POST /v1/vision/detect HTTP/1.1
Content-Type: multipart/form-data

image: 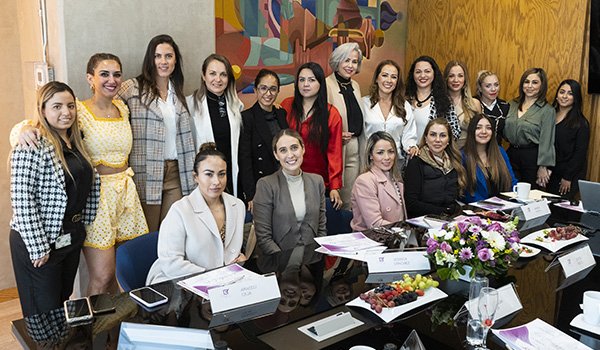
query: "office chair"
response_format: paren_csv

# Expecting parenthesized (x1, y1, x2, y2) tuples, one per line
(116, 231, 159, 292)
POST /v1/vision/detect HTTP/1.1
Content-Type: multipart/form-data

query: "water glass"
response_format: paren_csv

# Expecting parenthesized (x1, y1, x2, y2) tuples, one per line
(466, 316, 484, 346)
(476, 287, 499, 349)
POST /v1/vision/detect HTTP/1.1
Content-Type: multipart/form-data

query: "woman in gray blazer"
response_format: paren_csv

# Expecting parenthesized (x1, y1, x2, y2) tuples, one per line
(146, 143, 246, 284)
(253, 129, 327, 255)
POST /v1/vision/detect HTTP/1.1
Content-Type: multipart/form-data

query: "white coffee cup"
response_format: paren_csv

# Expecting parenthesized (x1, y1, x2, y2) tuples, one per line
(513, 182, 531, 200)
(582, 291, 600, 325)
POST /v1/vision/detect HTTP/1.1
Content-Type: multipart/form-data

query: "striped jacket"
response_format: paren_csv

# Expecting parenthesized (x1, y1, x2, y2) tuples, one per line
(118, 79, 196, 204)
(10, 138, 100, 261)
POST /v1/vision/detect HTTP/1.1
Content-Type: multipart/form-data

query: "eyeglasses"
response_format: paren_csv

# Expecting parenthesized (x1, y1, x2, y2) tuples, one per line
(257, 85, 278, 94)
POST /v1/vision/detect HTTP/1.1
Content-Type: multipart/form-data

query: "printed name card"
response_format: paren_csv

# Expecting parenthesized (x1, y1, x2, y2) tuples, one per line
(466, 283, 523, 320)
(521, 201, 550, 221)
(558, 244, 596, 278)
(208, 274, 280, 313)
(366, 251, 430, 273)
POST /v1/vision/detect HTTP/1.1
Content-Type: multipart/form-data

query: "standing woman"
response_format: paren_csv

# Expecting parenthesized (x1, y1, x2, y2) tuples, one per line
(253, 129, 327, 255)
(444, 60, 482, 149)
(10, 82, 100, 316)
(461, 114, 517, 203)
(351, 131, 407, 231)
(504, 68, 555, 188)
(146, 143, 246, 284)
(239, 69, 288, 211)
(362, 60, 418, 170)
(188, 54, 244, 197)
(326, 43, 364, 209)
(475, 70, 510, 143)
(547, 79, 590, 198)
(405, 56, 461, 141)
(119, 34, 197, 232)
(281, 62, 344, 209)
(404, 118, 466, 218)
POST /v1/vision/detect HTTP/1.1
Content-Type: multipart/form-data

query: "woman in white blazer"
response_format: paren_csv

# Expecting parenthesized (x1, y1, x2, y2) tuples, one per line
(146, 143, 246, 284)
(187, 54, 244, 197)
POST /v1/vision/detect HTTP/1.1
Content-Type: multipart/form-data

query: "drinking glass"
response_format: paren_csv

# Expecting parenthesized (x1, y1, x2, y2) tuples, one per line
(476, 287, 499, 349)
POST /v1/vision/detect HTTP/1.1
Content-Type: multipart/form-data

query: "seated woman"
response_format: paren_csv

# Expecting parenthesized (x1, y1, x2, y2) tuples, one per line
(404, 118, 466, 218)
(351, 131, 407, 231)
(461, 114, 517, 203)
(253, 129, 327, 255)
(146, 143, 246, 284)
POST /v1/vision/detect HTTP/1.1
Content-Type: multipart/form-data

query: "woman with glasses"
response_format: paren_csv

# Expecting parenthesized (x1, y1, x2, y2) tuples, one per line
(239, 69, 289, 211)
(188, 54, 244, 197)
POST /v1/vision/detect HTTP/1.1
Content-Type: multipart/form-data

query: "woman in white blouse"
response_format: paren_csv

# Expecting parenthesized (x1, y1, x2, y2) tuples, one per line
(361, 60, 418, 169)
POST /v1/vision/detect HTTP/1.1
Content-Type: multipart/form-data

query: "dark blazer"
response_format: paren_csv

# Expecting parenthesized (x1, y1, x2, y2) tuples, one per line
(253, 170, 326, 255)
(404, 156, 458, 217)
(239, 102, 288, 202)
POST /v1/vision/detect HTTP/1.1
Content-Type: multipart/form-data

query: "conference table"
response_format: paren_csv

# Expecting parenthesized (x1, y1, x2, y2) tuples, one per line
(11, 204, 600, 349)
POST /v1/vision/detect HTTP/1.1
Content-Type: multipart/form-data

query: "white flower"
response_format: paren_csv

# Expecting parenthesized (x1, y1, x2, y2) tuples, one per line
(445, 254, 458, 264)
(484, 230, 506, 251)
(432, 229, 448, 240)
(459, 238, 466, 246)
(435, 251, 447, 265)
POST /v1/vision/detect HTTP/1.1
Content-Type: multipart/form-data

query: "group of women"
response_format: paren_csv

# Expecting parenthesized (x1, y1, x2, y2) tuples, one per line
(9, 34, 590, 317)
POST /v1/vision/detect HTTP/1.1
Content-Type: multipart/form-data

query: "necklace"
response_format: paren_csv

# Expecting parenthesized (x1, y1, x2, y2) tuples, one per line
(416, 93, 432, 107)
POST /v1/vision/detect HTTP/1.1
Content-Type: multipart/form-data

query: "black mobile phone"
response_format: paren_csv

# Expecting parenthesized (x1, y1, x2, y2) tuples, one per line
(129, 287, 168, 308)
(64, 297, 93, 324)
(90, 293, 116, 315)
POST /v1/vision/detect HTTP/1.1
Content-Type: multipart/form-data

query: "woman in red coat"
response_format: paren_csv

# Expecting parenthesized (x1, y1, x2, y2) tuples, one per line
(281, 62, 344, 209)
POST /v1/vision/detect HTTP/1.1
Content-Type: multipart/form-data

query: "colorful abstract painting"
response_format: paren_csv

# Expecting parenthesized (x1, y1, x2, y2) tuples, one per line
(215, 0, 407, 100)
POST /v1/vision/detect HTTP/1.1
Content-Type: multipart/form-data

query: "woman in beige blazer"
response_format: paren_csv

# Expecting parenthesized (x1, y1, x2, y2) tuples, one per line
(253, 129, 327, 255)
(146, 143, 246, 284)
(326, 43, 364, 210)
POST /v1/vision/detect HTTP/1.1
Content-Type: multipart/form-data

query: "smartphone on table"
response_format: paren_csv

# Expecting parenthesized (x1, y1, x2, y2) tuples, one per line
(64, 297, 93, 324)
(89, 293, 116, 315)
(129, 286, 168, 308)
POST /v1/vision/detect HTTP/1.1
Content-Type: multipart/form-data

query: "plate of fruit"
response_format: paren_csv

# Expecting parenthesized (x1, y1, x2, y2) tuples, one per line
(515, 243, 541, 258)
(346, 274, 447, 323)
(520, 225, 588, 253)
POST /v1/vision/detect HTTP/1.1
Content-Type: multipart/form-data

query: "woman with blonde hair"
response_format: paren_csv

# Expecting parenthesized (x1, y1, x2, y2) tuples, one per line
(10, 81, 100, 316)
(326, 42, 364, 209)
(444, 60, 482, 149)
(188, 53, 244, 197)
(350, 131, 407, 231)
(475, 70, 509, 143)
(404, 118, 466, 217)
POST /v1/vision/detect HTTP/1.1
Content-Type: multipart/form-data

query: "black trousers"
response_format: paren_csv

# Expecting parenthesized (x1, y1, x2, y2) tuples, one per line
(10, 223, 85, 317)
(507, 146, 539, 189)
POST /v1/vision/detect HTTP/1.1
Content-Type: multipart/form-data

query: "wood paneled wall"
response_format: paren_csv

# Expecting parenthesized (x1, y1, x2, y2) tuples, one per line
(406, 0, 600, 182)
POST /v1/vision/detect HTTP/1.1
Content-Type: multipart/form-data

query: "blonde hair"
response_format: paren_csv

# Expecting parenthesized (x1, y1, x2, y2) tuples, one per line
(35, 82, 93, 180)
(444, 60, 478, 125)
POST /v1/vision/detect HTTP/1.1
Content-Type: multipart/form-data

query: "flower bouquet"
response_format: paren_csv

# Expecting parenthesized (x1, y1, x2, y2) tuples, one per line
(425, 216, 520, 280)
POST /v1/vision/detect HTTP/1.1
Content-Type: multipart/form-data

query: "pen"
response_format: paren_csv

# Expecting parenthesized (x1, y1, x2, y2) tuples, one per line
(478, 200, 503, 207)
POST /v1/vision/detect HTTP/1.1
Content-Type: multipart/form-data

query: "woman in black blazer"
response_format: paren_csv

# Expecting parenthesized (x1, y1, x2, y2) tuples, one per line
(239, 69, 288, 211)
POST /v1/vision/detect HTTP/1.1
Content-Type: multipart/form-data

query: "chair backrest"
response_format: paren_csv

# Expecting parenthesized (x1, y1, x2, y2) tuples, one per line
(325, 198, 353, 235)
(116, 231, 159, 292)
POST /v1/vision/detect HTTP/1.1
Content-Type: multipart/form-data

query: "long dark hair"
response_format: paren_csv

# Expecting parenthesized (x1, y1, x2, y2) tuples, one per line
(516, 67, 548, 111)
(406, 56, 452, 118)
(552, 79, 587, 129)
(290, 62, 329, 154)
(368, 60, 407, 123)
(463, 114, 512, 195)
(136, 34, 187, 110)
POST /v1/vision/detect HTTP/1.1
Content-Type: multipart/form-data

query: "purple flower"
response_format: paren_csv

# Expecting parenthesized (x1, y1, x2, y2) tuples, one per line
(440, 241, 452, 253)
(459, 248, 473, 261)
(477, 248, 492, 262)
(487, 222, 503, 232)
(426, 242, 439, 254)
(427, 237, 438, 246)
(466, 216, 483, 226)
(457, 221, 469, 234)
(469, 225, 482, 234)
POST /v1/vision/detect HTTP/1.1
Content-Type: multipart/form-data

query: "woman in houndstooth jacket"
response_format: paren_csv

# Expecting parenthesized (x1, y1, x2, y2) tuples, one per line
(9, 82, 100, 317)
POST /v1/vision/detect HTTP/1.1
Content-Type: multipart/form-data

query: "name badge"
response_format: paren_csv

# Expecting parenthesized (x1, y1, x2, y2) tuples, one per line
(558, 244, 596, 278)
(208, 274, 280, 313)
(467, 283, 522, 320)
(55, 233, 72, 249)
(366, 251, 430, 273)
